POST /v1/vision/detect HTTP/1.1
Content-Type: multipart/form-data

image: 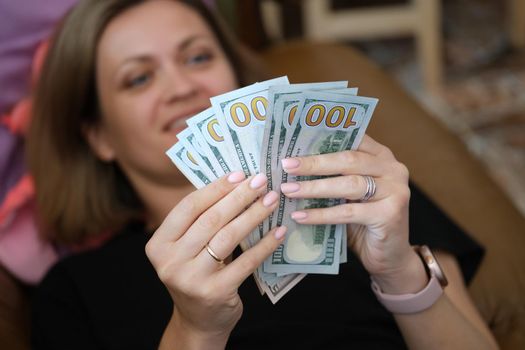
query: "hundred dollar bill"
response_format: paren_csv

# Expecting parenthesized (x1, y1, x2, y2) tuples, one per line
(261, 82, 349, 232)
(254, 272, 310, 304)
(269, 88, 359, 215)
(266, 200, 344, 275)
(275, 221, 347, 276)
(211, 77, 290, 257)
(277, 88, 359, 166)
(211, 76, 289, 176)
(265, 88, 359, 269)
(166, 142, 211, 189)
(263, 83, 350, 172)
(262, 83, 349, 164)
(186, 108, 241, 174)
(177, 128, 219, 180)
(260, 271, 307, 304)
(266, 92, 378, 274)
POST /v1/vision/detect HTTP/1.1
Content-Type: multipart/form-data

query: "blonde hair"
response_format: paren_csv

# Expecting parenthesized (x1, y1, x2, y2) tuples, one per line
(27, 0, 268, 244)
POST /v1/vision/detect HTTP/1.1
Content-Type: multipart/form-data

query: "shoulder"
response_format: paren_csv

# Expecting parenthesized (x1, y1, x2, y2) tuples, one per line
(34, 222, 148, 303)
(39, 223, 147, 285)
(32, 222, 172, 349)
(37, 222, 153, 293)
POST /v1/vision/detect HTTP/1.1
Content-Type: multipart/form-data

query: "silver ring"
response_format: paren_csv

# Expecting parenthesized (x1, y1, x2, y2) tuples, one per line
(361, 175, 377, 202)
(205, 243, 224, 264)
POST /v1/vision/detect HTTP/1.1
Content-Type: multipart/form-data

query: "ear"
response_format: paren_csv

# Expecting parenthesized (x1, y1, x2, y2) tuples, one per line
(83, 123, 116, 162)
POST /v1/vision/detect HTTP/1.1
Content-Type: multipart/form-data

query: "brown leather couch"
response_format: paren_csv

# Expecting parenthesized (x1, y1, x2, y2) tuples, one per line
(1, 41, 524, 349)
(261, 41, 525, 349)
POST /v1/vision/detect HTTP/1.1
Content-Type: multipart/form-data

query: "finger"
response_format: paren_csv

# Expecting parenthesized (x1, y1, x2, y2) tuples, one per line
(216, 226, 287, 288)
(281, 150, 384, 176)
(176, 173, 269, 256)
(154, 171, 246, 243)
(289, 202, 383, 226)
(197, 191, 280, 270)
(281, 175, 388, 201)
(358, 134, 392, 157)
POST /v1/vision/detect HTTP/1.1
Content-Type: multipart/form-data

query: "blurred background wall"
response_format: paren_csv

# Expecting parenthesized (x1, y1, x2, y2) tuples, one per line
(217, 0, 525, 218)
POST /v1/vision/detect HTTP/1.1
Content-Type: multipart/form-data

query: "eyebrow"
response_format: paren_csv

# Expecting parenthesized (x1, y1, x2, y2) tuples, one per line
(118, 35, 212, 68)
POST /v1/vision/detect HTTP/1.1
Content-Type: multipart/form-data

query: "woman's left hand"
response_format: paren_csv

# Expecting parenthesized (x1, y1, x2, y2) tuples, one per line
(281, 134, 426, 294)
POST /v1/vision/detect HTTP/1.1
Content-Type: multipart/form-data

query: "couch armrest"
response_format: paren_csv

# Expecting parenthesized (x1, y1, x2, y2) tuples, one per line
(261, 41, 525, 349)
(0, 265, 30, 350)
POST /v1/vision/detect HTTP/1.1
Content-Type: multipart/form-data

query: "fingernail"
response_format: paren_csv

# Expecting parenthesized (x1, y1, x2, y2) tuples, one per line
(280, 182, 300, 194)
(274, 226, 287, 240)
(227, 171, 246, 183)
(291, 211, 308, 221)
(281, 158, 300, 171)
(250, 173, 267, 189)
(262, 191, 279, 207)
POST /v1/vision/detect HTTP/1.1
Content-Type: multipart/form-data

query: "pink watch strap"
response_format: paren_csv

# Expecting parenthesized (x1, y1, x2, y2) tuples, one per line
(370, 274, 444, 314)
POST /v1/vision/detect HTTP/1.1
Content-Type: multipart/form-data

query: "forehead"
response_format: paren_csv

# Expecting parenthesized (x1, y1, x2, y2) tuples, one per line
(98, 0, 214, 60)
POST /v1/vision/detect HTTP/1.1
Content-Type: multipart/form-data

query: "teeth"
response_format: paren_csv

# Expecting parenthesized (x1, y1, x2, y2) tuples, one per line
(167, 118, 186, 131)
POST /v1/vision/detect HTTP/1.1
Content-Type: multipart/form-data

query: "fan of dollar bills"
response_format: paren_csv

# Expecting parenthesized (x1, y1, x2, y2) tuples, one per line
(167, 77, 379, 303)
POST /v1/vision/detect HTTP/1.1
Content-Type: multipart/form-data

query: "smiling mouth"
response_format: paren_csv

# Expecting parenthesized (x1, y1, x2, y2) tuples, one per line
(164, 107, 208, 132)
(165, 117, 188, 132)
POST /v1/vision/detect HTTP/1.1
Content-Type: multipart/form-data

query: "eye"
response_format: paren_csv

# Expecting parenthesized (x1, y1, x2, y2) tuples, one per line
(124, 72, 152, 89)
(186, 52, 213, 66)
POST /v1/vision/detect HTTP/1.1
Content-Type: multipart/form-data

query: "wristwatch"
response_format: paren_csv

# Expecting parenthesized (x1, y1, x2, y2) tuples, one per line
(370, 245, 448, 314)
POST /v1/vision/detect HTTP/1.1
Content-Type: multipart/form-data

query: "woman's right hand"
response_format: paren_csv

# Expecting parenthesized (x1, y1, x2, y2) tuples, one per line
(145, 171, 285, 348)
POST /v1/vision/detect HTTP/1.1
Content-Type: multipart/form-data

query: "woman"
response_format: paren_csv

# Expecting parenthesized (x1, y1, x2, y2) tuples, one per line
(28, 0, 498, 349)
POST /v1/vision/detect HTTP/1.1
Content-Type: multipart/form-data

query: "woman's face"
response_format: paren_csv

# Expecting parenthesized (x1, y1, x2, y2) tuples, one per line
(91, 0, 238, 186)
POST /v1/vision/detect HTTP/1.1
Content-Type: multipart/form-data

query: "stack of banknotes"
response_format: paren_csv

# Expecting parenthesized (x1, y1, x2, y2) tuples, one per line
(167, 77, 379, 303)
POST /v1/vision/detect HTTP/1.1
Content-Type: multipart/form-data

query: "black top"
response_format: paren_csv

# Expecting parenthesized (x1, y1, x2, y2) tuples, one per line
(31, 184, 484, 350)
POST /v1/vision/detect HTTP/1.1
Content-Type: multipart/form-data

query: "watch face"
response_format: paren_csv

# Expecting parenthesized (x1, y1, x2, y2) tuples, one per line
(419, 245, 449, 287)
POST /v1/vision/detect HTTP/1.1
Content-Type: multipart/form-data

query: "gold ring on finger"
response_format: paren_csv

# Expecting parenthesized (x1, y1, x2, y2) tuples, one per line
(205, 243, 224, 265)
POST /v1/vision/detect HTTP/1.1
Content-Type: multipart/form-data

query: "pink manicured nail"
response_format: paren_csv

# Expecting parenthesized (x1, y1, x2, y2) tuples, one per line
(227, 171, 246, 183)
(262, 191, 279, 207)
(281, 158, 300, 171)
(274, 226, 287, 240)
(250, 173, 267, 189)
(291, 211, 308, 221)
(281, 182, 300, 194)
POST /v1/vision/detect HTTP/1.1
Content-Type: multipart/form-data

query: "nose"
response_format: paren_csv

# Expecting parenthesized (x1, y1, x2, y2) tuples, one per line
(161, 65, 198, 103)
